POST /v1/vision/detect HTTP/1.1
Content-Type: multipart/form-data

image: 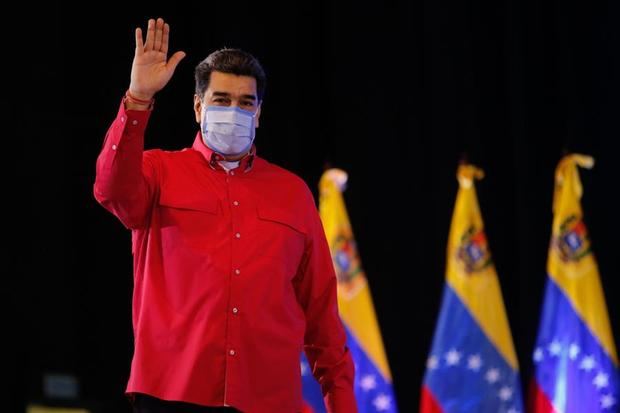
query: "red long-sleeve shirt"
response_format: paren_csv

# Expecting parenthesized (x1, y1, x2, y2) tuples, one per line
(93, 101, 356, 413)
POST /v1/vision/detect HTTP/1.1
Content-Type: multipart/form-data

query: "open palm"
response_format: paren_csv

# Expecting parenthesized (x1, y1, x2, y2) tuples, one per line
(129, 18, 185, 100)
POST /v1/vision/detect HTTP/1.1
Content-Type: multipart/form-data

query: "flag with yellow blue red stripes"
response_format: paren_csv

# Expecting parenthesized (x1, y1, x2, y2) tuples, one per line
(530, 154, 619, 413)
(301, 168, 398, 413)
(420, 164, 524, 413)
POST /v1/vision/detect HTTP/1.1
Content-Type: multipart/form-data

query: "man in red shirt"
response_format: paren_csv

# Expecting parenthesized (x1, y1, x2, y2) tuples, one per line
(94, 17, 356, 413)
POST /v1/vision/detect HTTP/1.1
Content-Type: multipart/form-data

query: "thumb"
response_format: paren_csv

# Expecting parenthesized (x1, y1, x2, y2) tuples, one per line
(168, 51, 186, 72)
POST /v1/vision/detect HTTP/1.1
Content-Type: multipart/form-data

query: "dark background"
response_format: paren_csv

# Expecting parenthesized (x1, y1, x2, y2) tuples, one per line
(5, 0, 620, 411)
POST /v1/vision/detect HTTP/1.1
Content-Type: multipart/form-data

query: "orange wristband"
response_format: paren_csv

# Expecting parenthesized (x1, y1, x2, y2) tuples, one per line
(125, 90, 155, 106)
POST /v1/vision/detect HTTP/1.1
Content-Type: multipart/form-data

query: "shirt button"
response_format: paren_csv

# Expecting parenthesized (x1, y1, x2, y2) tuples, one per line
(234, 269, 241, 275)
(229, 349, 236, 356)
(120, 116, 125, 123)
(232, 307, 239, 314)
(132, 120, 138, 126)
(233, 201, 239, 206)
(235, 232, 241, 239)
(111, 144, 118, 151)
(230, 171, 235, 176)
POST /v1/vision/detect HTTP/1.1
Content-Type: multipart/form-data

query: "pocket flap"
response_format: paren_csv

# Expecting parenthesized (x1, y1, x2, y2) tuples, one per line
(257, 205, 305, 234)
(159, 191, 219, 214)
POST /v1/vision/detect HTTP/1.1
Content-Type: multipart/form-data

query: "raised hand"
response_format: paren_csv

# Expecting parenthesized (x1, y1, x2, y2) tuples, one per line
(128, 18, 186, 101)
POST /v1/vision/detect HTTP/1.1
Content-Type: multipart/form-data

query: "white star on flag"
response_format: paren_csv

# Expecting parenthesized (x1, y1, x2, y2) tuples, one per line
(499, 386, 513, 401)
(360, 374, 377, 392)
(533, 348, 544, 362)
(445, 349, 462, 366)
(579, 355, 596, 371)
(427, 355, 439, 370)
(593, 372, 609, 389)
(467, 354, 483, 371)
(506, 408, 520, 413)
(601, 394, 616, 409)
(372, 393, 392, 411)
(548, 340, 562, 356)
(485, 368, 500, 384)
(568, 343, 580, 360)
(300, 362, 309, 376)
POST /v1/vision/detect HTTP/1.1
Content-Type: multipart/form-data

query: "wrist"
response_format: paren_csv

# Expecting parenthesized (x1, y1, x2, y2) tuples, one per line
(125, 86, 155, 102)
(125, 89, 155, 110)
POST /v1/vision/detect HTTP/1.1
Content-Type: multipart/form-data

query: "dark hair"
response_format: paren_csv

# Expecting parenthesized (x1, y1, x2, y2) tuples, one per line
(194, 48, 266, 101)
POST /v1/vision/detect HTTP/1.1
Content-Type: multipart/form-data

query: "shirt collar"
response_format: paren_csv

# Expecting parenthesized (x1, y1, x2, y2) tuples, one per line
(191, 131, 256, 172)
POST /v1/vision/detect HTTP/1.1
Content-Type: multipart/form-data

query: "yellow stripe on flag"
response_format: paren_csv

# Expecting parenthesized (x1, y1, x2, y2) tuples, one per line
(319, 169, 392, 381)
(27, 406, 90, 413)
(445, 165, 520, 370)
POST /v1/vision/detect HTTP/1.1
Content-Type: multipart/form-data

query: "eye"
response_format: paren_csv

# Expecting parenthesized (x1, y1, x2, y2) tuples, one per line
(213, 98, 230, 105)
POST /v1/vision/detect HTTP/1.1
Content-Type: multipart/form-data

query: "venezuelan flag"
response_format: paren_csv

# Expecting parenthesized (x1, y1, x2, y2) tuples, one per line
(421, 164, 524, 413)
(301, 169, 398, 412)
(530, 154, 619, 413)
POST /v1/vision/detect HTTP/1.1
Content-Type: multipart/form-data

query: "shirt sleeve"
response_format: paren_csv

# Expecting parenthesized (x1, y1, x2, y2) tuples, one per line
(93, 99, 160, 229)
(294, 189, 358, 413)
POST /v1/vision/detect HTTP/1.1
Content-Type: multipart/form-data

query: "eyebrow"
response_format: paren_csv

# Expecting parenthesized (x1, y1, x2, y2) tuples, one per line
(212, 91, 256, 101)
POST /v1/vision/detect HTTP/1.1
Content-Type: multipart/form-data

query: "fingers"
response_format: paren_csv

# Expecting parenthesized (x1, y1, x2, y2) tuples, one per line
(153, 18, 164, 51)
(134, 28, 144, 56)
(144, 18, 155, 50)
(161, 23, 170, 55)
(137, 18, 174, 56)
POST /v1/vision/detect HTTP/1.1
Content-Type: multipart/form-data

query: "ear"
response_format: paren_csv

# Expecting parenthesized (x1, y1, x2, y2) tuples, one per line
(254, 103, 262, 128)
(193, 94, 202, 123)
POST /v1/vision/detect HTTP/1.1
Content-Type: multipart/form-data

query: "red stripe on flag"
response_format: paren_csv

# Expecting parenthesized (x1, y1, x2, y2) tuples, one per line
(301, 401, 316, 413)
(420, 385, 443, 413)
(528, 379, 557, 413)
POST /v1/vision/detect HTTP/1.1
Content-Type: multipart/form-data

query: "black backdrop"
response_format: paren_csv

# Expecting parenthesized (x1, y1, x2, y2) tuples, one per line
(5, 1, 620, 411)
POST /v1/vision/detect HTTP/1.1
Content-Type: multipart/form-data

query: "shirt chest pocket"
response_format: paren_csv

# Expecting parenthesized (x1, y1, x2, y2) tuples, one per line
(254, 205, 307, 276)
(157, 192, 222, 253)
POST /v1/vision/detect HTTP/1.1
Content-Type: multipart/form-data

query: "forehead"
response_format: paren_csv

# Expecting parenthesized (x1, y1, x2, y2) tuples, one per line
(207, 71, 257, 97)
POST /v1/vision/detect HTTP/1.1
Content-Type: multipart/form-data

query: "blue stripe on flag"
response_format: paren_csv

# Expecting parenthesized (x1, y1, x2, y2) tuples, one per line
(301, 325, 399, 412)
(345, 325, 398, 412)
(301, 352, 327, 413)
(424, 285, 524, 413)
(533, 277, 619, 413)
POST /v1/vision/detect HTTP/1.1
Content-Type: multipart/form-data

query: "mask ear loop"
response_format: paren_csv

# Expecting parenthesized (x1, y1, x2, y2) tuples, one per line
(200, 107, 209, 137)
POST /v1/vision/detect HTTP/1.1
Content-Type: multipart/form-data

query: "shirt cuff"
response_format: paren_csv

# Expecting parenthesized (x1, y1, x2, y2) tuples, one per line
(116, 98, 152, 138)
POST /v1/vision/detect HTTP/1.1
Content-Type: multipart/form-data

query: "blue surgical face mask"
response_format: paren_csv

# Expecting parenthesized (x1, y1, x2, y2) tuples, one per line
(201, 106, 257, 156)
